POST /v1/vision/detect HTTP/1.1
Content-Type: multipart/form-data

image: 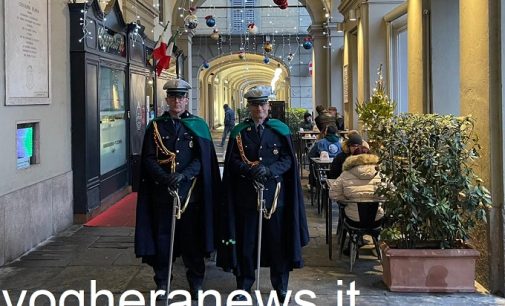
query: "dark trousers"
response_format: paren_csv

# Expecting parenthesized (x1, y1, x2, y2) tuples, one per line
(152, 201, 205, 289)
(221, 125, 233, 146)
(235, 206, 290, 292)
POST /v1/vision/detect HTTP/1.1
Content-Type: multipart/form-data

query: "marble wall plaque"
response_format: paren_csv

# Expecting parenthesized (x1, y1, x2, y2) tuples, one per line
(5, 0, 50, 105)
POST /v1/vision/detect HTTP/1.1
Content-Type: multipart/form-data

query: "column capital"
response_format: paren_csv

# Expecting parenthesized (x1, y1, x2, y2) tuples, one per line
(327, 22, 344, 37)
(308, 24, 327, 39)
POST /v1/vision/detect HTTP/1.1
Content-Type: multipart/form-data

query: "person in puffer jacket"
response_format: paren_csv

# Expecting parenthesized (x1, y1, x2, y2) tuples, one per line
(328, 146, 384, 223)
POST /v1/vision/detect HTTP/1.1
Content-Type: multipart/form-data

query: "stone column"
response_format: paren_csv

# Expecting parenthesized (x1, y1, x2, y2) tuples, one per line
(309, 24, 330, 109)
(327, 22, 345, 116)
(177, 30, 194, 113)
(407, 0, 426, 113)
(461, 0, 505, 295)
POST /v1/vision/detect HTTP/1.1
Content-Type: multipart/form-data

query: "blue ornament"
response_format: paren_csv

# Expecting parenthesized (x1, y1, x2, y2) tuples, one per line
(303, 41, 313, 50)
(263, 57, 270, 64)
(205, 16, 216, 27)
(203, 62, 210, 69)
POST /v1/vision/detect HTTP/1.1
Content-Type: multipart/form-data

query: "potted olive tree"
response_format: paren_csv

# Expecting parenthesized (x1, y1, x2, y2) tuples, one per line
(376, 113, 491, 292)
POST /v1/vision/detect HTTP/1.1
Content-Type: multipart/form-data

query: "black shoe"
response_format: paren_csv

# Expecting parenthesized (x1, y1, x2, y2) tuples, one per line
(276, 290, 287, 303)
(232, 294, 248, 301)
(155, 284, 168, 301)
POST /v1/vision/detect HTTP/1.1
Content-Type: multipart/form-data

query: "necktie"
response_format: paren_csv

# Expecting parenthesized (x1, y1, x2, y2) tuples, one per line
(257, 124, 264, 138)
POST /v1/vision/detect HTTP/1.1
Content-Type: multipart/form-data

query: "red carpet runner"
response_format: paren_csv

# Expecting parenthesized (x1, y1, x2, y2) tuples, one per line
(85, 193, 137, 227)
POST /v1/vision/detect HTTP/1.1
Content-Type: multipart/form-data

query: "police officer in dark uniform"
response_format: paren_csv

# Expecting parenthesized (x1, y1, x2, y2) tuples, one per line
(218, 86, 309, 302)
(135, 79, 220, 300)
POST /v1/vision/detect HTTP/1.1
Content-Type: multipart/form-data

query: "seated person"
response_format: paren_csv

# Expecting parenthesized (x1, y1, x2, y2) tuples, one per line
(328, 146, 384, 224)
(328, 106, 345, 131)
(308, 125, 342, 159)
(327, 131, 369, 179)
(300, 112, 315, 131)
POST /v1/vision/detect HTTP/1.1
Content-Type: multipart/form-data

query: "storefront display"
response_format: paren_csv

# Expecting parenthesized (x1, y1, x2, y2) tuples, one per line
(68, 0, 160, 219)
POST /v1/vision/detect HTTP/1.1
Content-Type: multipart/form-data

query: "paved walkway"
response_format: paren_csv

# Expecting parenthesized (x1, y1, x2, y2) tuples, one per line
(0, 131, 504, 305)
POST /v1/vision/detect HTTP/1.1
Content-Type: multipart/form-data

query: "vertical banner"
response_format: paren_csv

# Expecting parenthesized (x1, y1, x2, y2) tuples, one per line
(5, 0, 50, 105)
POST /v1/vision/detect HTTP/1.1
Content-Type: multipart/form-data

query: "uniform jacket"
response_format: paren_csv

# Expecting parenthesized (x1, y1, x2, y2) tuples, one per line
(328, 153, 384, 222)
(217, 118, 309, 271)
(135, 111, 221, 261)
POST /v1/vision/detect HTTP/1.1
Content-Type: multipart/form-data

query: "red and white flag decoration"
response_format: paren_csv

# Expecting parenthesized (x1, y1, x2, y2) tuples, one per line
(308, 61, 313, 76)
(152, 30, 178, 76)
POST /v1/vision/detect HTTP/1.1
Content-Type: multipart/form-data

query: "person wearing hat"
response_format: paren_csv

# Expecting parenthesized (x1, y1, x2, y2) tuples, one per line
(135, 78, 221, 300)
(217, 86, 309, 302)
(300, 112, 315, 131)
(328, 131, 369, 179)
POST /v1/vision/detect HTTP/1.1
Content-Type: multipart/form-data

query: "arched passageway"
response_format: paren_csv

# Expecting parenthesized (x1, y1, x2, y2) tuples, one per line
(197, 53, 290, 128)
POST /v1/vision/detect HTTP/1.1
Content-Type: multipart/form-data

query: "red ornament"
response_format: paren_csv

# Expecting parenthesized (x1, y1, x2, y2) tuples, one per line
(273, 0, 288, 9)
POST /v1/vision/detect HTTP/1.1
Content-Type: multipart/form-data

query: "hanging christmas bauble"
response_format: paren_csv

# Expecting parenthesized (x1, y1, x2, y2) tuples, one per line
(203, 61, 210, 69)
(303, 40, 313, 50)
(263, 56, 270, 64)
(263, 42, 273, 53)
(239, 51, 246, 60)
(205, 15, 216, 27)
(247, 23, 258, 34)
(184, 13, 198, 30)
(287, 53, 294, 62)
(273, 0, 284, 5)
(210, 28, 220, 40)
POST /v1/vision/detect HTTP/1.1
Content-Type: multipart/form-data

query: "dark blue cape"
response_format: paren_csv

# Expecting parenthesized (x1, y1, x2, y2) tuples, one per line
(134, 112, 221, 261)
(216, 119, 309, 271)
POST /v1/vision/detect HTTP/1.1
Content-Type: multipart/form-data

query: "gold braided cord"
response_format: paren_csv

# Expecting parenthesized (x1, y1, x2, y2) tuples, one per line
(169, 178, 198, 219)
(178, 178, 197, 218)
(257, 182, 281, 220)
(236, 134, 260, 167)
(153, 121, 177, 173)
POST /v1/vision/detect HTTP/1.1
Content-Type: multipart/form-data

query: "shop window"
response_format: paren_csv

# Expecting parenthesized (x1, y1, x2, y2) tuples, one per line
(16, 122, 40, 169)
(99, 67, 127, 175)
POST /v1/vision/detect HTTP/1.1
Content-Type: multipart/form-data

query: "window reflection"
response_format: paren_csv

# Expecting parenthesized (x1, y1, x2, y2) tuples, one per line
(99, 67, 127, 175)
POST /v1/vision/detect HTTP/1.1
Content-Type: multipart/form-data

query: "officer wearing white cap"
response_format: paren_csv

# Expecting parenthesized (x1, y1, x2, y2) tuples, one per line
(162, 78, 192, 97)
(135, 78, 221, 301)
(243, 85, 271, 105)
(218, 85, 309, 303)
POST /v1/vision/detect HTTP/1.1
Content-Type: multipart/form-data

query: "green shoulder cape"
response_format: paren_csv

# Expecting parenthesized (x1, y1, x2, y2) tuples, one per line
(229, 118, 290, 138)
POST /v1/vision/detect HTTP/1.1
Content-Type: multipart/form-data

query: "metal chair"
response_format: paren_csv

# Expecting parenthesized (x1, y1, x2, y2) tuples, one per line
(311, 162, 330, 214)
(338, 200, 384, 272)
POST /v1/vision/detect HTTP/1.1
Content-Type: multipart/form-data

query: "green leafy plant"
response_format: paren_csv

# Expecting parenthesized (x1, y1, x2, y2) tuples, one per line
(284, 107, 307, 134)
(356, 65, 395, 148)
(377, 114, 491, 249)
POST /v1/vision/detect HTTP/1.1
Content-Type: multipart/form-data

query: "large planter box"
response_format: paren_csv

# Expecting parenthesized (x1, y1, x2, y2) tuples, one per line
(380, 242, 479, 292)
